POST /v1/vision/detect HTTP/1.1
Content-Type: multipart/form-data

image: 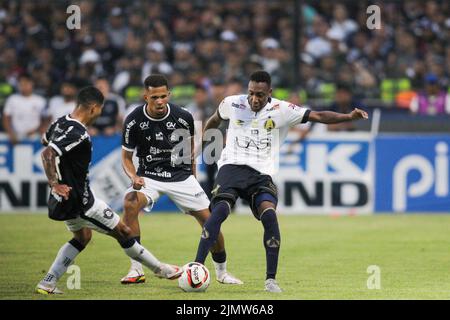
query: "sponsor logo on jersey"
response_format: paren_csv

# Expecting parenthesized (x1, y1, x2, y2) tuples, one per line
(267, 104, 280, 111)
(232, 102, 246, 109)
(54, 124, 64, 133)
(65, 132, 89, 152)
(177, 118, 190, 129)
(288, 103, 301, 111)
(146, 136, 152, 141)
(194, 191, 206, 198)
(155, 132, 164, 140)
(235, 136, 271, 150)
(145, 170, 172, 178)
(169, 133, 180, 143)
(140, 121, 150, 130)
(264, 118, 276, 130)
(166, 122, 176, 130)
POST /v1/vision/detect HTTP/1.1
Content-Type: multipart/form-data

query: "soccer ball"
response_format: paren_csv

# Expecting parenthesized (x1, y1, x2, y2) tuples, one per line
(178, 262, 210, 292)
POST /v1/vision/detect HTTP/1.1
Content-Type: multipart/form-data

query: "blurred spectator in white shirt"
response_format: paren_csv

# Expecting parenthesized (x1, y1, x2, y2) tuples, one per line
(2, 73, 46, 144)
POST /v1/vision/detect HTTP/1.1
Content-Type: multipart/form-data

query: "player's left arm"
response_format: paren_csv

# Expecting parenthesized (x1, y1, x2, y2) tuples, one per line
(308, 108, 368, 124)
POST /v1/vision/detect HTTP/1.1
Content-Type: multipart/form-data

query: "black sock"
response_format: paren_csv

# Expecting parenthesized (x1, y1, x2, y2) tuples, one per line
(261, 209, 281, 280)
(212, 250, 227, 264)
(134, 236, 141, 244)
(195, 201, 230, 264)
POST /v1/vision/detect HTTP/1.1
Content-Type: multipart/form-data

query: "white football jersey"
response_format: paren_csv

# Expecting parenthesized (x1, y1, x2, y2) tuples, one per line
(217, 95, 310, 175)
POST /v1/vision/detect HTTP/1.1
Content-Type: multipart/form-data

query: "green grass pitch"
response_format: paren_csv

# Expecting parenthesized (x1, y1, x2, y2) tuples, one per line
(1, 213, 449, 300)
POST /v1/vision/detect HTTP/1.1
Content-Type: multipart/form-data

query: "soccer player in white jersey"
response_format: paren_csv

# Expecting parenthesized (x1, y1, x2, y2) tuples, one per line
(120, 74, 241, 285)
(194, 70, 368, 292)
(36, 87, 181, 295)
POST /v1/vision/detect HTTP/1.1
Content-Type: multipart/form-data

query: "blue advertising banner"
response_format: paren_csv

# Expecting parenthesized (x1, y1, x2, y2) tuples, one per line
(375, 135, 450, 213)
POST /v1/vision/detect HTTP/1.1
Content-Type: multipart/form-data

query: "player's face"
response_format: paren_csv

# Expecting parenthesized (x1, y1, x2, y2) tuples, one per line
(247, 81, 272, 112)
(144, 86, 170, 118)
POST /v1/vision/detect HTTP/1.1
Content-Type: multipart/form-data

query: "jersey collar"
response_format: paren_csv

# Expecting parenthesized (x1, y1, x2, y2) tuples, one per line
(143, 103, 171, 121)
(65, 114, 87, 129)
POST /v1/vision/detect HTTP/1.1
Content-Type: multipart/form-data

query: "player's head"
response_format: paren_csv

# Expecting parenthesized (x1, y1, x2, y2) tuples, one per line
(248, 70, 272, 112)
(143, 74, 170, 118)
(76, 86, 104, 125)
(18, 73, 34, 96)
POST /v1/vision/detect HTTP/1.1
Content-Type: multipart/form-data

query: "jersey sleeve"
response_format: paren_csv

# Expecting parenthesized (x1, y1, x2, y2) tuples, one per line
(186, 111, 195, 136)
(3, 95, 15, 116)
(48, 126, 87, 156)
(217, 97, 231, 120)
(42, 119, 58, 146)
(281, 101, 311, 127)
(122, 114, 137, 152)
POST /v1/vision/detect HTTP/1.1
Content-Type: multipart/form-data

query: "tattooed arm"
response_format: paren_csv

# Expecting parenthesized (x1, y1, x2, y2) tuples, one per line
(41, 147, 72, 200)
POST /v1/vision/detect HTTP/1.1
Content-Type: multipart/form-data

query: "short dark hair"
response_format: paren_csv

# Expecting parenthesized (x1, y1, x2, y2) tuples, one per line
(77, 86, 104, 108)
(249, 70, 271, 87)
(144, 74, 169, 89)
(18, 73, 33, 82)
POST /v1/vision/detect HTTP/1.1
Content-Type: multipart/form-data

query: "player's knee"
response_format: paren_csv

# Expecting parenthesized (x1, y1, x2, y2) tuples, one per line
(257, 202, 276, 217)
(115, 222, 132, 240)
(124, 192, 141, 215)
(74, 230, 92, 247)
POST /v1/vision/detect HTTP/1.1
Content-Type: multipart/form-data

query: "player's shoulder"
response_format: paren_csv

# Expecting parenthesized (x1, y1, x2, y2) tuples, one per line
(169, 103, 194, 121)
(124, 103, 145, 123)
(222, 94, 246, 105)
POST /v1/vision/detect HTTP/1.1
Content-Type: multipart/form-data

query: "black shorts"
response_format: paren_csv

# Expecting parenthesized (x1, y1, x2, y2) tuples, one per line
(211, 164, 278, 219)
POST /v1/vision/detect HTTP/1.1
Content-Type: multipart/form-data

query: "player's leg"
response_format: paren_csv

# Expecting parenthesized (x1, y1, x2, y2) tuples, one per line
(190, 208, 243, 284)
(81, 197, 182, 280)
(36, 225, 92, 295)
(194, 166, 242, 266)
(121, 183, 157, 284)
(252, 193, 282, 293)
(108, 221, 182, 280)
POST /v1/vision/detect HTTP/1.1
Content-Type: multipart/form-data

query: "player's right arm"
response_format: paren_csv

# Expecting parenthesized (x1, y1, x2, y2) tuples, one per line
(41, 146, 72, 200)
(121, 149, 145, 190)
(122, 114, 144, 189)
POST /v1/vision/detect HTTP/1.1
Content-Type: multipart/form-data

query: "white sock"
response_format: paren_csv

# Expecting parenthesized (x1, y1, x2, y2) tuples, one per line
(214, 261, 227, 277)
(123, 242, 160, 273)
(43, 242, 81, 284)
(130, 258, 143, 272)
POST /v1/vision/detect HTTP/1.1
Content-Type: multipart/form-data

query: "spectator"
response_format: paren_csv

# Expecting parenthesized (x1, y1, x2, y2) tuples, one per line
(328, 83, 362, 131)
(45, 79, 78, 124)
(2, 73, 46, 144)
(409, 74, 450, 115)
(91, 77, 126, 136)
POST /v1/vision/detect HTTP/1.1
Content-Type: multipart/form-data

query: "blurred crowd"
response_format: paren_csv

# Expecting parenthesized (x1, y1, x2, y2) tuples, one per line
(0, 0, 449, 141)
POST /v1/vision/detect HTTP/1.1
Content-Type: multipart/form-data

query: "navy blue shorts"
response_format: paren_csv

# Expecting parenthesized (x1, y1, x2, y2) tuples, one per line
(211, 164, 278, 220)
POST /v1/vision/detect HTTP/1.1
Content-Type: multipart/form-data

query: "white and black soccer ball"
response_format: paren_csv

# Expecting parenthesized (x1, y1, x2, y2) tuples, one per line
(178, 262, 210, 292)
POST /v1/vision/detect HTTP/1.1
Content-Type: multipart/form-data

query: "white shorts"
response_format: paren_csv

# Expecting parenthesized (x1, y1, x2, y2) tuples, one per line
(125, 175, 210, 213)
(65, 198, 120, 234)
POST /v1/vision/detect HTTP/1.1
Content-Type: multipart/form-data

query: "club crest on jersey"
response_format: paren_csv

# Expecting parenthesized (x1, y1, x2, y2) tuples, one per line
(264, 118, 276, 130)
(166, 122, 176, 130)
(140, 121, 150, 130)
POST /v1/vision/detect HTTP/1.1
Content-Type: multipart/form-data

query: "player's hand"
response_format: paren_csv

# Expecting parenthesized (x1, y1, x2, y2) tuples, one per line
(350, 108, 369, 120)
(132, 176, 145, 190)
(52, 184, 72, 200)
